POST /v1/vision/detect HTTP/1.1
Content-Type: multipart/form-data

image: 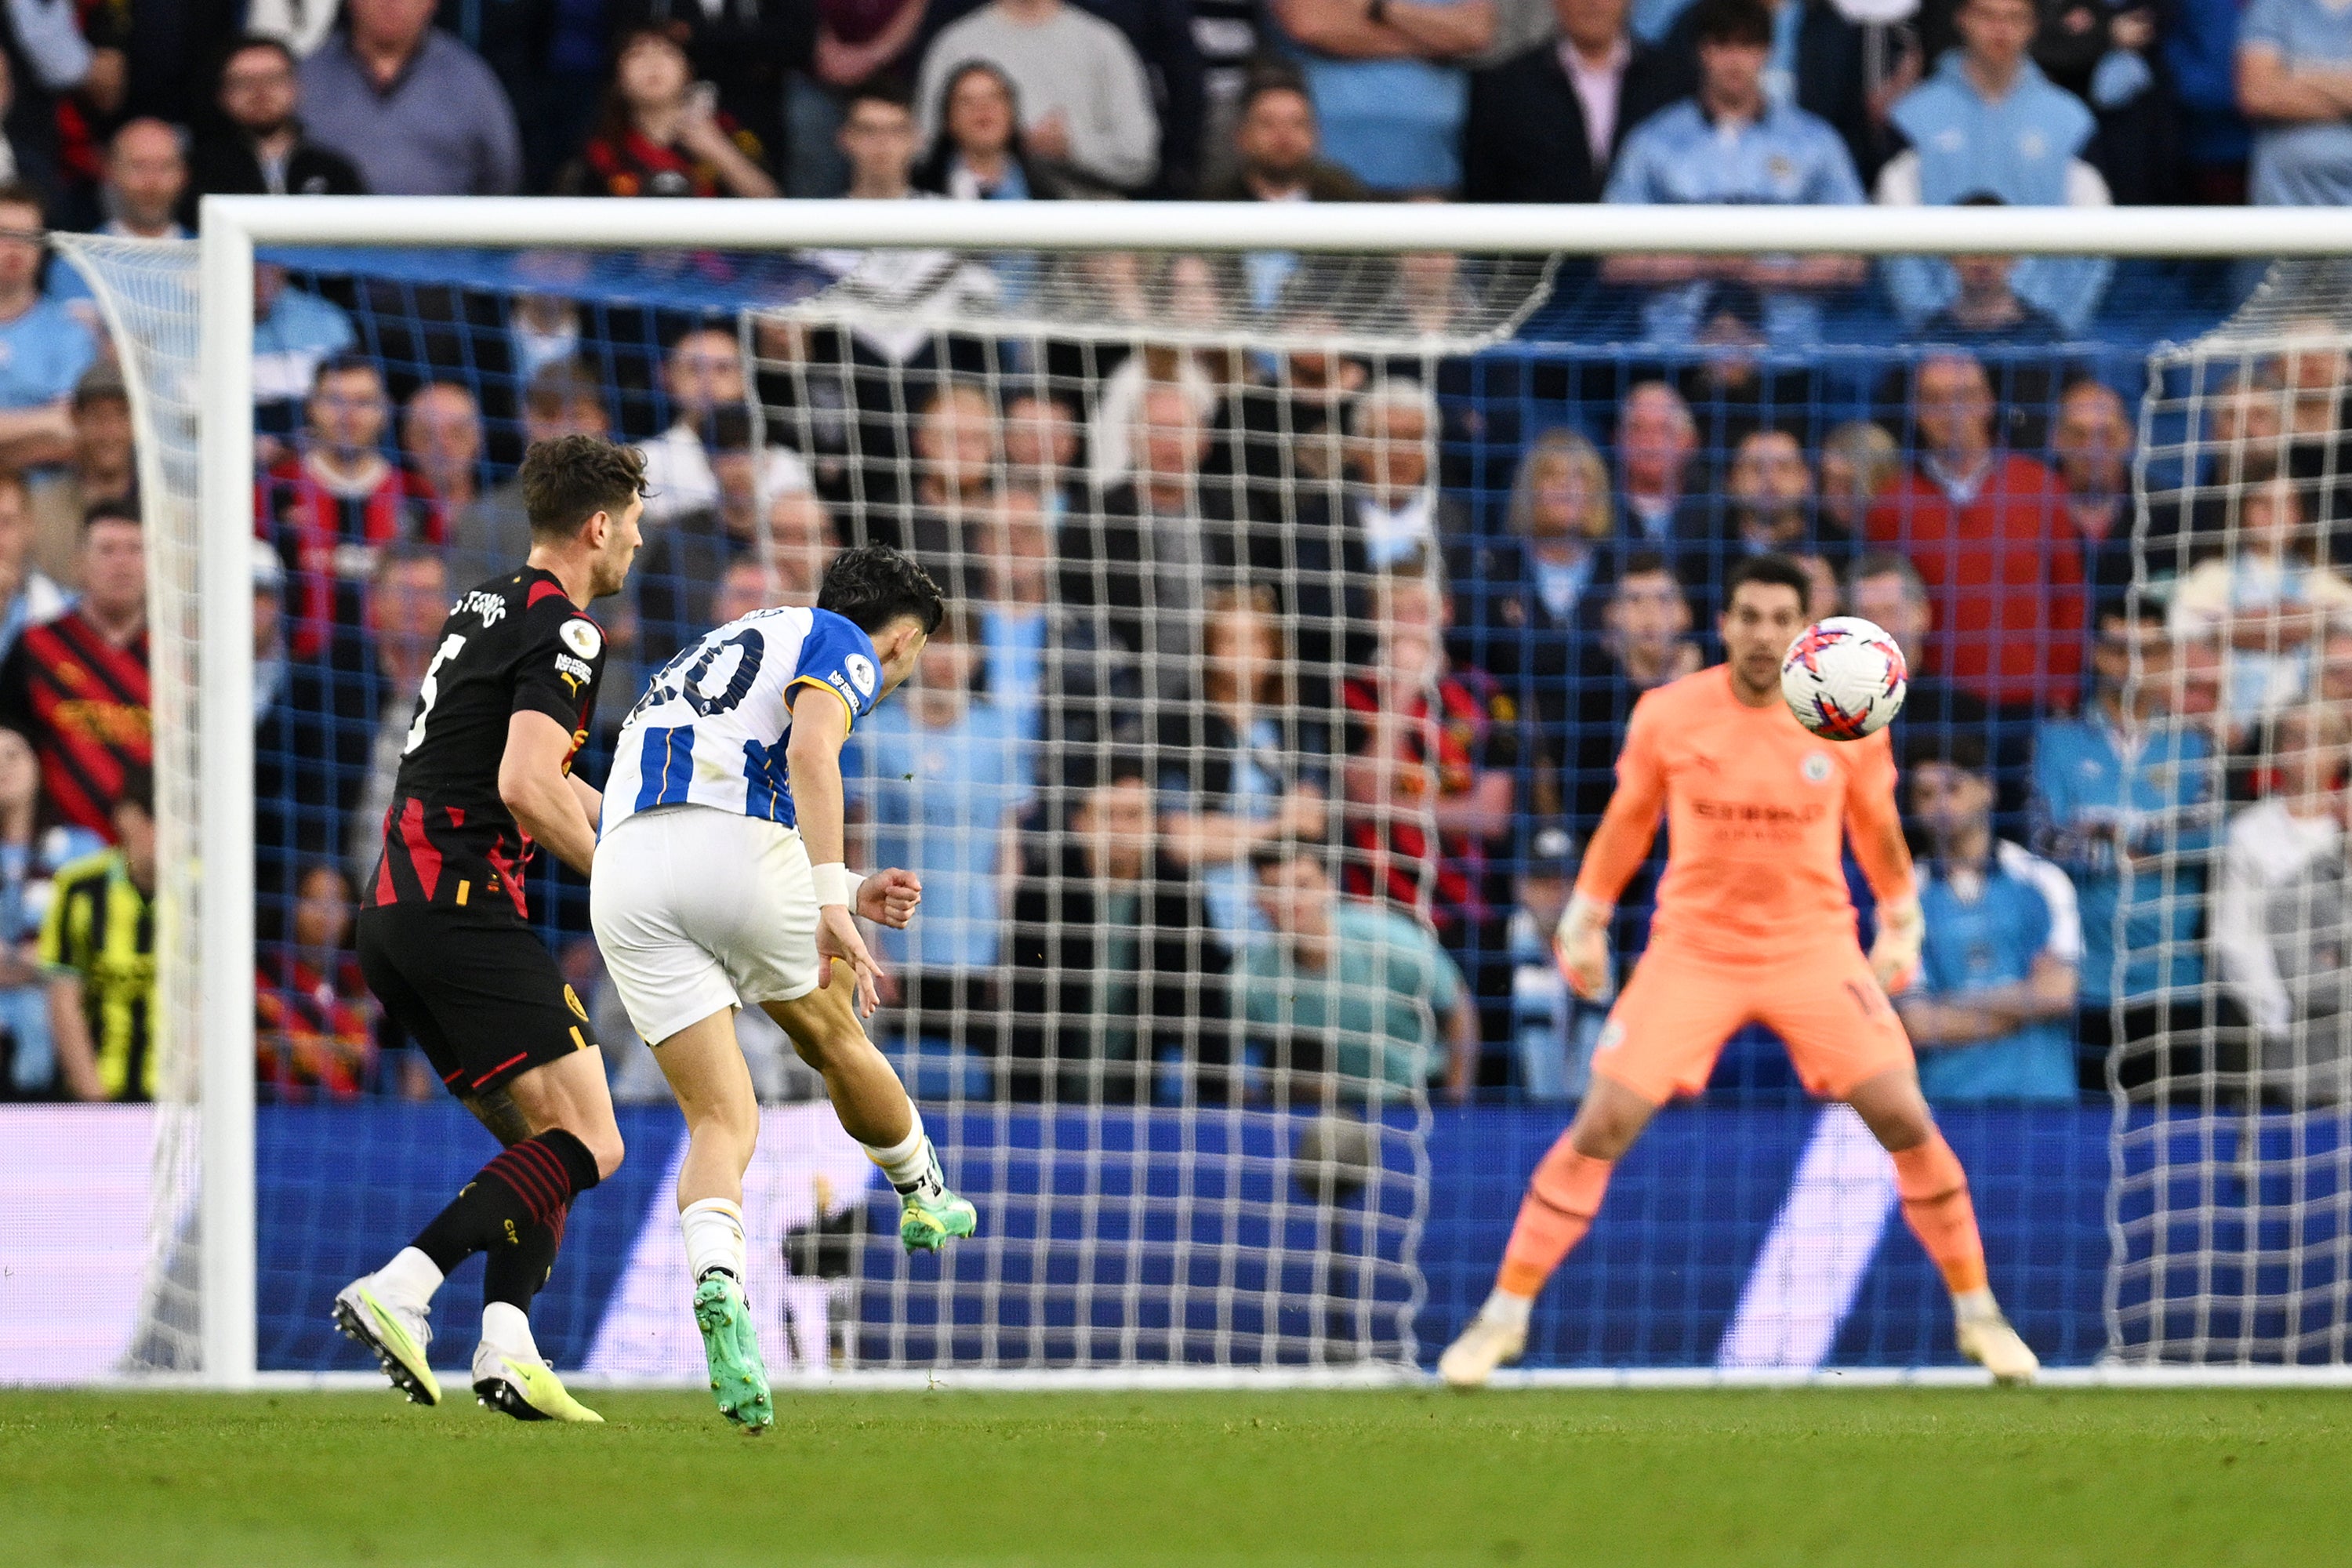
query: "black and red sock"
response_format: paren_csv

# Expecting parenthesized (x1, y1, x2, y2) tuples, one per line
(410, 1129, 600, 1278)
(482, 1203, 568, 1312)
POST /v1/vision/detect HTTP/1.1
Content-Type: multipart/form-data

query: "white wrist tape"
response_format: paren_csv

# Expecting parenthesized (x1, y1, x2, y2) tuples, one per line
(812, 862, 852, 908)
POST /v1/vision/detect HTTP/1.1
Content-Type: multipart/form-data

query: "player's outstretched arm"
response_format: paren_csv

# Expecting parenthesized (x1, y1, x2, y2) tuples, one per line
(785, 687, 888, 1017)
(499, 711, 600, 876)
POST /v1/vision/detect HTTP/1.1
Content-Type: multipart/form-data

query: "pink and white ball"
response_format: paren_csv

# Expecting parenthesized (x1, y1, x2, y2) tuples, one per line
(1780, 616, 1908, 742)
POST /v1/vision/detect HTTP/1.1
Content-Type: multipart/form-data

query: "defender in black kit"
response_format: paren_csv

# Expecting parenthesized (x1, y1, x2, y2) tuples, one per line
(333, 434, 644, 1425)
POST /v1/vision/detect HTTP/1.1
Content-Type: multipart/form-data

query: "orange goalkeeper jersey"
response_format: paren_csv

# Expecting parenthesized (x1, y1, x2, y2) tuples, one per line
(1573, 665, 1913, 962)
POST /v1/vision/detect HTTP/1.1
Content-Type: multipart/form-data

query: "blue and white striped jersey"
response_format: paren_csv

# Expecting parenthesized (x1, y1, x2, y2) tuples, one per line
(603, 605, 881, 837)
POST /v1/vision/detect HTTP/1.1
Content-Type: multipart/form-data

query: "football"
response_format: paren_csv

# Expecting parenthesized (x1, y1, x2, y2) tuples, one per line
(1780, 616, 1908, 741)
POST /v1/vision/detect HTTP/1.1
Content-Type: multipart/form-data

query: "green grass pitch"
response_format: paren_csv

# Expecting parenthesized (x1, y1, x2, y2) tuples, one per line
(3, 1387, 2347, 1566)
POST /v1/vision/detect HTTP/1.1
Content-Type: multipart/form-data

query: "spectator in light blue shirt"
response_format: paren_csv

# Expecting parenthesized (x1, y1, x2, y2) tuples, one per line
(1877, 0, 2114, 332)
(1902, 732, 2082, 1104)
(846, 610, 1033, 978)
(1271, 0, 1496, 192)
(252, 263, 356, 446)
(0, 183, 95, 476)
(1601, 0, 1866, 347)
(975, 487, 1053, 743)
(2031, 604, 2227, 1093)
(2237, 0, 2352, 206)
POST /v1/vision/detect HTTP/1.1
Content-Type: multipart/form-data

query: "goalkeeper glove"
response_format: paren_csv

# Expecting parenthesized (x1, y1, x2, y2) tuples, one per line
(1552, 893, 1614, 1002)
(1870, 894, 1924, 996)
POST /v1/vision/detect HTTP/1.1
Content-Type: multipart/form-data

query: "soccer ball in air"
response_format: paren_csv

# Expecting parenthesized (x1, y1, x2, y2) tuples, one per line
(1780, 617, 1907, 741)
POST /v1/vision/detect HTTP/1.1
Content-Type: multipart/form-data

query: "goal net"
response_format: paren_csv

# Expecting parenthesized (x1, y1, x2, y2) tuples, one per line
(2115, 264, 2352, 1364)
(49, 226, 1561, 1381)
(28, 206, 2343, 1387)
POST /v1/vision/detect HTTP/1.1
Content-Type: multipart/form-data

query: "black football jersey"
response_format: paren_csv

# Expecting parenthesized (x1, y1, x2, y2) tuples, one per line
(363, 566, 607, 919)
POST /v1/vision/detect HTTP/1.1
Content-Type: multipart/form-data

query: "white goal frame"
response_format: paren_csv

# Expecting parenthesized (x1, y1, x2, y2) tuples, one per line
(188, 197, 2352, 1387)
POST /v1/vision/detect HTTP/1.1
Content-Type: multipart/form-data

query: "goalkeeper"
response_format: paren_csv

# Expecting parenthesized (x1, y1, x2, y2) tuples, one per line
(1439, 557, 2038, 1386)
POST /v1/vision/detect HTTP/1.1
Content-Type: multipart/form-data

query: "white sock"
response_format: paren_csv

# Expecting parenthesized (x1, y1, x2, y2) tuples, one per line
(681, 1196, 748, 1284)
(863, 1109, 942, 1199)
(1952, 1287, 2001, 1326)
(1481, 1288, 1533, 1331)
(374, 1247, 443, 1310)
(480, 1301, 540, 1363)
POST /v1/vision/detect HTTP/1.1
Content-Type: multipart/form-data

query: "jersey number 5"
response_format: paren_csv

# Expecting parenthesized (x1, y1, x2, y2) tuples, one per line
(402, 633, 468, 757)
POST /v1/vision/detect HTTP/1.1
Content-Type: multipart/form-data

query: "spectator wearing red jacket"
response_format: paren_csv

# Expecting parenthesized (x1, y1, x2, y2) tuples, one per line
(1866, 351, 2083, 714)
(257, 356, 443, 659)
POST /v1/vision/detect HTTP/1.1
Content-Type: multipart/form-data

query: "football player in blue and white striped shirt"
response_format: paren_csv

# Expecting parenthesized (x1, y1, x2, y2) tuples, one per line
(593, 544, 974, 1428)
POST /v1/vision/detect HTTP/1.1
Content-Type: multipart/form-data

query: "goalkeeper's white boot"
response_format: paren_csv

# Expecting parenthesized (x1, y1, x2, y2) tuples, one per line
(334, 1276, 441, 1406)
(1956, 1309, 2039, 1385)
(1437, 1306, 1527, 1389)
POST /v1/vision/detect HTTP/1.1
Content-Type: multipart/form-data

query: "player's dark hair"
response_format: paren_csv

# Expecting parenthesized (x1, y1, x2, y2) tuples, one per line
(114, 764, 154, 818)
(1693, 0, 1773, 49)
(1722, 553, 1812, 610)
(1616, 549, 1675, 583)
(818, 543, 946, 636)
(518, 434, 647, 542)
(1904, 729, 1989, 775)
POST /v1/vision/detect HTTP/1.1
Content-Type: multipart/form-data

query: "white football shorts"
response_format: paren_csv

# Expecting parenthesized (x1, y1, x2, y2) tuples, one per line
(590, 804, 822, 1045)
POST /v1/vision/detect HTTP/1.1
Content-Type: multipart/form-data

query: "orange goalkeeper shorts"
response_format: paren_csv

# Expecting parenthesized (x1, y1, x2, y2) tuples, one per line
(1588, 938, 1915, 1105)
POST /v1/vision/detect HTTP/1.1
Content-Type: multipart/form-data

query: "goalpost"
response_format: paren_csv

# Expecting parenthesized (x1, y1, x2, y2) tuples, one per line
(43, 198, 2352, 1387)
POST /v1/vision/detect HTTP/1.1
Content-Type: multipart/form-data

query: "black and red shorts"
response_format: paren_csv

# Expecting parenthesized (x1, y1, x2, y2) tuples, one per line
(355, 904, 599, 1098)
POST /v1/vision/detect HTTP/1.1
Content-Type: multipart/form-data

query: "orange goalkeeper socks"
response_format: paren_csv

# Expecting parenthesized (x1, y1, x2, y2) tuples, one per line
(1495, 1136, 1615, 1299)
(1891, 1133, 1989, 1296)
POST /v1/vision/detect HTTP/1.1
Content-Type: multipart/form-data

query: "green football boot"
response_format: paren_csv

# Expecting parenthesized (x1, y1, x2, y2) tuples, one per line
(692, 1271, 774, 1432)
(895, 1146, 978, 1253)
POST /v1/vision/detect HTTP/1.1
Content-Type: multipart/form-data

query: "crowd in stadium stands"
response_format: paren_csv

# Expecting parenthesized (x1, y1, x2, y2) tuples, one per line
(0, 0, 2345, 1113)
